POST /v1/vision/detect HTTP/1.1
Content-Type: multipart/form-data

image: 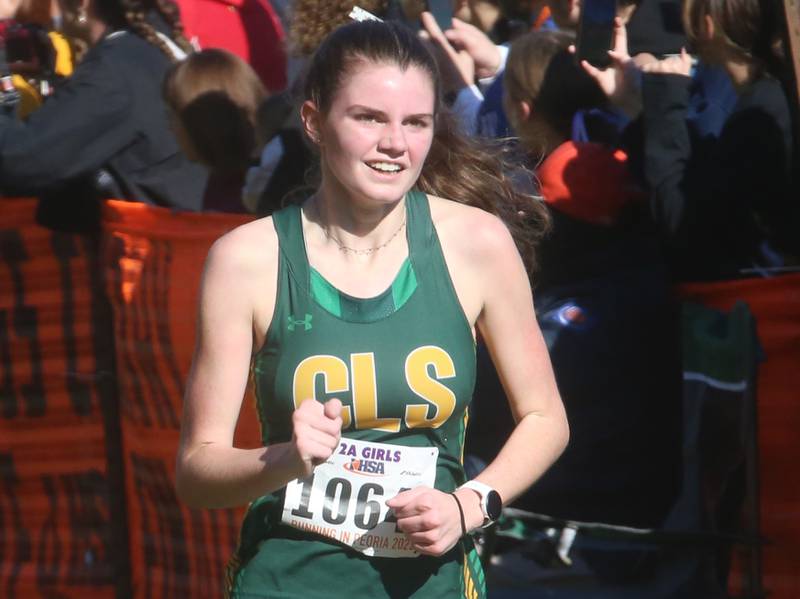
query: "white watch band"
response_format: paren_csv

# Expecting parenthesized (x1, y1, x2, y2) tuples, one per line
(458, 480, 501, 527)
(459, 480, 494, 498)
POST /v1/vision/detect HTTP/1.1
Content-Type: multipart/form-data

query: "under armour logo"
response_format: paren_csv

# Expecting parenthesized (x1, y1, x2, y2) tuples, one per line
(287, 313, 313, 331)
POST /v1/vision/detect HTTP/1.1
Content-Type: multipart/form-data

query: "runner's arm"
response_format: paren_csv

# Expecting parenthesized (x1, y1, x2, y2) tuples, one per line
(175, 226, 341, 509)
(389, 210, 568, 554)
(469, 213, 569, 508)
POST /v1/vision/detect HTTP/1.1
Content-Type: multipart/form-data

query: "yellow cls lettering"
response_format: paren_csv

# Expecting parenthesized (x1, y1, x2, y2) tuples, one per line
(292, 355, 352, 428)
(404, 346, 457, 429)
(293, 348, 457, 432)
(351, 353, 401, 432)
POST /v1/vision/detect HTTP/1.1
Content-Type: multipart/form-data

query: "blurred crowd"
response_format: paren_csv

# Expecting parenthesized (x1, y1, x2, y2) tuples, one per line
(1, 0, 797, 267)
(2, 0, 796, 268)
(1, 0, 797, 595)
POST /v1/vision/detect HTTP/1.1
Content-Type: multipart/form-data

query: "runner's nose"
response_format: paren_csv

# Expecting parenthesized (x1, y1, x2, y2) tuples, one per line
(377, 122, 407, 155)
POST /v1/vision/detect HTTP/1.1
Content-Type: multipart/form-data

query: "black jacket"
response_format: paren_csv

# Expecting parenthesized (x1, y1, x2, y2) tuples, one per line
(641, 73, 796, 280)
(0, 28, 206, 226)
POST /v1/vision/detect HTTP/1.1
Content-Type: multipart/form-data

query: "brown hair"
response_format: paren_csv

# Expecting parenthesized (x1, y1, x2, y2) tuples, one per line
(304, 19, 550, 274)
(163, 49, 267, 173)
(288, 0, 389, 56)
(682, 0, 784, 74)
(504, 30, 605, 158)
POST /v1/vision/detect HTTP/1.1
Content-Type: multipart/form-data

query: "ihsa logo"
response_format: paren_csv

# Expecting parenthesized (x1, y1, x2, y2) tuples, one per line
(343, 459, 385, 476)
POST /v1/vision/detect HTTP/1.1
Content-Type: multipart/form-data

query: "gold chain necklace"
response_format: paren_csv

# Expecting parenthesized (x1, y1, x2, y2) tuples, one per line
(315, 199, 407, 256)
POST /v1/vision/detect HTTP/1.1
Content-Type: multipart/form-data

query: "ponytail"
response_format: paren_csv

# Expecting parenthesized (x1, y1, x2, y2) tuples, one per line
(419, 109, 550, 275)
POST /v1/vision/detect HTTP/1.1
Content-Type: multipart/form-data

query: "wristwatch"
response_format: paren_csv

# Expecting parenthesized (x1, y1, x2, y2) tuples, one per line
(459, 480, 502, 528)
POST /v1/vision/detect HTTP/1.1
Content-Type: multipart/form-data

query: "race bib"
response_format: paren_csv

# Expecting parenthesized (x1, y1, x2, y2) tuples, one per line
(281, 438, 438, 558)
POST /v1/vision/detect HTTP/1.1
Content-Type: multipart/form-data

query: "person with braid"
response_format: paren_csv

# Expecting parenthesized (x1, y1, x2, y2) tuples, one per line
(176, 19, 569, 599)
(0, 0, 206, 231)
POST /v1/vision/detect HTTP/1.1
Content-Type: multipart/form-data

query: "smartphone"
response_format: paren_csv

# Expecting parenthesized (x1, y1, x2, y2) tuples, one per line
(575, 0, 616, 68)
(385, 0, 452, 32)
(427, 0, 453, 31)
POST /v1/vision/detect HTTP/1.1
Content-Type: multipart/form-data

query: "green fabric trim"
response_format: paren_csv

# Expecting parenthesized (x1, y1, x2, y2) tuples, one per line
(308, 259, 418, 323)
(468, 548, 485, 586)
(250, 363, 269, 444)
(467, 546, 487, 596)
(310, 269, 342, 317)
(391, 259, 417, 310)
(341, 285, 395, 322)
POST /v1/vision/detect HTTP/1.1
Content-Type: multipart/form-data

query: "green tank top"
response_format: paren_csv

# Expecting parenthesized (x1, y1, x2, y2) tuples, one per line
(227, 191, 486, 599)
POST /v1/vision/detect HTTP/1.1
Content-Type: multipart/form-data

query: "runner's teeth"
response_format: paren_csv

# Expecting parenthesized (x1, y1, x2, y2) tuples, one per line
(368, 162, 401, 172)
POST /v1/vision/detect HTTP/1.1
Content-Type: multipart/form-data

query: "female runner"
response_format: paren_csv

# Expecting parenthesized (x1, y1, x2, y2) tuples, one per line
(176, 19, 569, 599)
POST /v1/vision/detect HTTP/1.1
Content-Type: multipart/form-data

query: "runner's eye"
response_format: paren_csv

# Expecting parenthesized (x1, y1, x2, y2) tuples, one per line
(404, 118, 430, 129)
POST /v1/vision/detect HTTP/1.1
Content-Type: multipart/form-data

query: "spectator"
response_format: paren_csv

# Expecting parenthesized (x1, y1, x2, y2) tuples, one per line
(245, 90, 315, 214)
(163, 48, 265, 213)
(503, 29, 609, 159)
(418, 0, 638, 138)
(582, 1, 798, 280)
(0, 0, 75, 117)
(0, 0, 207, 232)
(543, 0, 578, 30)
(546, 0, 639, 32)
(418, 11, 509, 135)
(453, 0, 530, 43)
(544, 0, 737, 143)
(173, 0, 288, 92)
(468, 27, 683, 587)
(625, 0, 685, 56)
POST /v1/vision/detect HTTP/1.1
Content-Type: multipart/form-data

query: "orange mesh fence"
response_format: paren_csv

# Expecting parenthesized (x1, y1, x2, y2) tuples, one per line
(100, 200, 258, 599)
(0, 198, 122, 598)
(679, 274, 800, 599)
(1, 198, 257, 598)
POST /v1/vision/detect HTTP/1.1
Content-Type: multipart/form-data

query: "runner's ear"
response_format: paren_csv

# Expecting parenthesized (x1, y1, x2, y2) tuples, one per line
(301, 100, 323, 145)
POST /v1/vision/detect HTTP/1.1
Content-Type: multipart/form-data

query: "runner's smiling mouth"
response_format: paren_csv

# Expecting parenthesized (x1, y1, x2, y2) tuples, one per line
(365, 161, 404, 173)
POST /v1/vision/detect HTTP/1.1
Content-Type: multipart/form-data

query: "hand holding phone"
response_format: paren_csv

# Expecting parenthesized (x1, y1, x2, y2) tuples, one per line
(418, 10, 475, 93)
(576, 18, 644, 118)
(426, 0, 453, 32)
(385, 0, 453, 33)
(575, 0, 616, 68)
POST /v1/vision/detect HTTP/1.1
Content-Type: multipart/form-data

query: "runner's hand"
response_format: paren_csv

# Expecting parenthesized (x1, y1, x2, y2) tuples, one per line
(290, 398, 343, 477)
(386, 486, 464, 556)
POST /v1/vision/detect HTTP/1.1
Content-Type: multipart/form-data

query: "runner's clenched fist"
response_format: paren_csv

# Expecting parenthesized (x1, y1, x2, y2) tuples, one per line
(386, 486, 465, 557)
(290, 398, 343, 477)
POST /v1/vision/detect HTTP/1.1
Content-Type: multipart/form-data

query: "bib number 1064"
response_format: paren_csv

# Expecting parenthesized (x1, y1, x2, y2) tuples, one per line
(281, 438, 438, 558)
(291, 474, 407, 531)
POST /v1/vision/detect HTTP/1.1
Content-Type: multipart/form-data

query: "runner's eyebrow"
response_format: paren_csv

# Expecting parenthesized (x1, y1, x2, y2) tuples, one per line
(348, 105, 434, 120)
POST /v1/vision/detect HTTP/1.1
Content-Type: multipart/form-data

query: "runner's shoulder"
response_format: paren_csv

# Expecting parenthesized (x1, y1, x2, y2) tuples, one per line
(426, 194, 517, 264)
(206, 215, 278, 275)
